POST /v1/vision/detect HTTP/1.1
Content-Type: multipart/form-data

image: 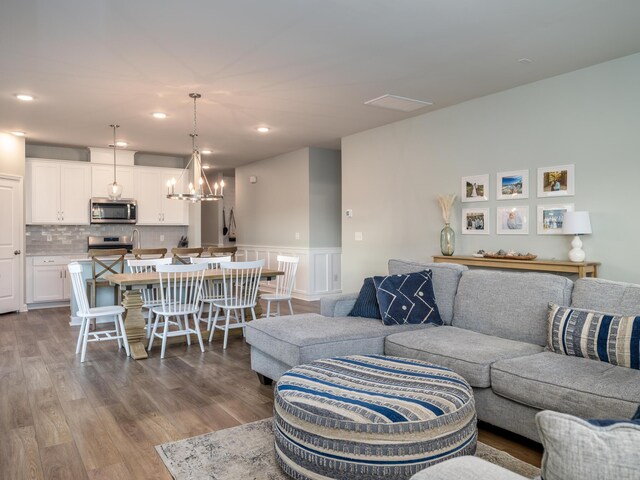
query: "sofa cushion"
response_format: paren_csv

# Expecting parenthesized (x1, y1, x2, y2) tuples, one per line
(536, 410, 640, 480)
(245, 313, 429, 367)
(388, 260, 467, 325)
(409, 456, 530, 480)
(373, 270, 443, 326)
(571, 277, 640, 315)
(452, 270, 573, 345)
(385, 326, 543, 388)
(491, 351, 640, 419)
(547, 304, 640, 369)
(348, 277, 381, 319)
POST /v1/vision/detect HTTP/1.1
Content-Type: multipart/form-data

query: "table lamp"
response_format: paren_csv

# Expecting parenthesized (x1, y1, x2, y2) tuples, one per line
(562, 211, 592, 262)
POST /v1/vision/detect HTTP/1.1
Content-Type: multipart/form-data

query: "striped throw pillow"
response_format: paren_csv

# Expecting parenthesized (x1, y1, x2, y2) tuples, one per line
(547, 304, 640, 370)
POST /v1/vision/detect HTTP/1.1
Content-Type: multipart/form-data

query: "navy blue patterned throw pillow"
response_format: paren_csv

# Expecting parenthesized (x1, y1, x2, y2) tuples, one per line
(349, 277, 381, 319)
(373, 270, 442, 326)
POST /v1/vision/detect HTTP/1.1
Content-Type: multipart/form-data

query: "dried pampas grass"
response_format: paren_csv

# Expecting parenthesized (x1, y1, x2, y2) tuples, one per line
(437, 194, 456, 224)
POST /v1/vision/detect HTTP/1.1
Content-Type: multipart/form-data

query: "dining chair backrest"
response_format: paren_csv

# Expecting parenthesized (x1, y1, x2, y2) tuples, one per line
(156, 263, 207, 314)
(87, 248, 127, 280)
(219, 260, 264, 308)
(274, 255, 299, 297)
(208, 246, 237, 259)
(172, 247, 204, 264)
(68, 262, 90, 316)
(127, 258, 173, 305)
(189, 256, 232, 267)
(132, 248, 167, 259)
(190, 256, 232, 300)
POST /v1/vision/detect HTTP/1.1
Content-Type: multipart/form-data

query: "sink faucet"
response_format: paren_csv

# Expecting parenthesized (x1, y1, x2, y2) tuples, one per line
(132, 228, 141, 250)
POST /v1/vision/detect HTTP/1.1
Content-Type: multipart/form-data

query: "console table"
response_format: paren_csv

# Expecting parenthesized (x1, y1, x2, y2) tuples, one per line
(432, 255, 600, 278)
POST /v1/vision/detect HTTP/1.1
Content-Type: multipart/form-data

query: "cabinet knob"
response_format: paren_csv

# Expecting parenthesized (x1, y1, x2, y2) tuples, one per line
(13, 250, 21, 255)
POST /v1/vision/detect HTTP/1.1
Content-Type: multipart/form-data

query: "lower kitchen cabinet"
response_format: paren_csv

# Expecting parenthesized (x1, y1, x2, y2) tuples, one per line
(26, 256, 73, 304)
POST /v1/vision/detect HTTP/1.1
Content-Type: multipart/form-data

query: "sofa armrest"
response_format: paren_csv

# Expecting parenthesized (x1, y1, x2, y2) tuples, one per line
(320, 292, 358, 317)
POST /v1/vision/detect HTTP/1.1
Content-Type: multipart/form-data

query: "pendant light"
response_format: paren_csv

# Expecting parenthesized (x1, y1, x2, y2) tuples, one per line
(107, 124, 123, 200)
(166, 93, 223, 202)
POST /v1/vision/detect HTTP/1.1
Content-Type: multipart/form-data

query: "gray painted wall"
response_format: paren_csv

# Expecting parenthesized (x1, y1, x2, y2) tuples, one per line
(341, 53, 640, 292)
(0, 133, 25, 176)
(236, 148, 311, 247)
(309, 148, 341, 248)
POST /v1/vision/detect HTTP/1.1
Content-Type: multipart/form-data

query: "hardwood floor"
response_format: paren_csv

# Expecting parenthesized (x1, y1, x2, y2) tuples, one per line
(0, 299, 541, 479)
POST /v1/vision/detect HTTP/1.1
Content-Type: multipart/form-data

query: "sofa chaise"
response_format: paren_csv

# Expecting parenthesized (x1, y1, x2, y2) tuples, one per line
(246, 259, 640, 442)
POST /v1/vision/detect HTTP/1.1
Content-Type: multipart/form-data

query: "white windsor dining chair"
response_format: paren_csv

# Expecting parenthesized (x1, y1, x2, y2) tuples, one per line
(262, 255, 299, 318)
(189, 256, 232, 332)
(127, 258, 173, 338)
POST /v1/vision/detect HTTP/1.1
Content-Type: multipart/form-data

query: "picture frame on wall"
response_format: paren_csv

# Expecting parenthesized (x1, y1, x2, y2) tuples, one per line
(537, 164, 575, 197)
(497, 169, 529, 200)
(537, 203, 575, 235)
(461, 174, 489, 203)
(496, 206, 529, 235)
(462, 208, 490, 235)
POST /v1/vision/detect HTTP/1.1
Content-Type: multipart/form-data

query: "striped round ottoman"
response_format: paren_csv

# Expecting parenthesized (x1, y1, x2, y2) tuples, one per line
(274, 355, 477, 479)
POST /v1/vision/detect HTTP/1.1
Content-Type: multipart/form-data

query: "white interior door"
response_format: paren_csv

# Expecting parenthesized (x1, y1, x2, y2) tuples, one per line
(0, 176, 23, 314)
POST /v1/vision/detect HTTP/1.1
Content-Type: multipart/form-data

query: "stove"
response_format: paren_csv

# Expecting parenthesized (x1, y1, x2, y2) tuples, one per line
(87, 235, 133, 253)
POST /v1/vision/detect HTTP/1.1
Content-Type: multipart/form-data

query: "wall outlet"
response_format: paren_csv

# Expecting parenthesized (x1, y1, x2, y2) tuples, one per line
(160, 234, 165, 242)
(345, 209, 353, 218)
(46, 235, 52, 242)
(295, 232, 300, 240)
(355, 232, 363, 241)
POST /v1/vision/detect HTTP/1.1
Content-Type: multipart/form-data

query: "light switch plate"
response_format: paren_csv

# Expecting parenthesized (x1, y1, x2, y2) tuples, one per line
(160, 234, 165, 242)
(355, 232, 363, 241)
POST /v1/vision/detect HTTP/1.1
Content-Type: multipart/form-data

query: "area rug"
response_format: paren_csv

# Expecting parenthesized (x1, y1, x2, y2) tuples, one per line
(156, 418, 540, 480)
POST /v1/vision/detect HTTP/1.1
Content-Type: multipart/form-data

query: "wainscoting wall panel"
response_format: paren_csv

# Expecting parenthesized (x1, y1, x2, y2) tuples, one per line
(236, 245, 342, 300)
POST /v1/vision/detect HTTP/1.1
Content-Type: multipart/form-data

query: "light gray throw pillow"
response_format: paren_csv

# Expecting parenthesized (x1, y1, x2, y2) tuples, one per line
(536, 410, 640, 480)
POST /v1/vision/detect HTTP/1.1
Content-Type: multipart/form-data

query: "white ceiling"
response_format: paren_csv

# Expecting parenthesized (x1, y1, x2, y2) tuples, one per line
(2, 0, 640, 168)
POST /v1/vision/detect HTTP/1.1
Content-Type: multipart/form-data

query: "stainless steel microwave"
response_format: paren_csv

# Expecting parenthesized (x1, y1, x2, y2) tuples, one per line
(90, 198, 137, 224)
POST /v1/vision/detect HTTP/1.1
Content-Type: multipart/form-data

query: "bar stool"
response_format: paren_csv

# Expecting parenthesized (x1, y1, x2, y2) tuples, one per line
(132, 248, 167, 259)
(86, 249, 127, 328)
(171, 247, 204, 264)
(68, 262, 130, 362)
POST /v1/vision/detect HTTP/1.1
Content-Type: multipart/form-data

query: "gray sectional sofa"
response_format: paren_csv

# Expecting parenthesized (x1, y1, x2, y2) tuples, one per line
(246, 259, 640, 442)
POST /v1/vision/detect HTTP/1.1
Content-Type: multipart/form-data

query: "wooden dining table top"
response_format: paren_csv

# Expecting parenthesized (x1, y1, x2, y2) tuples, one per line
(104, 268, 283, 288)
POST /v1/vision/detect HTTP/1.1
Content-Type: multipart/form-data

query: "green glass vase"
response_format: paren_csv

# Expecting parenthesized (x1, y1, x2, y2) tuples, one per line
(440, 223, 455, 256)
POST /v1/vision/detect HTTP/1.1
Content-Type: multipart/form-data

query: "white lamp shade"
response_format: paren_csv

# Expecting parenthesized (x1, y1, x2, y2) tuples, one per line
(562, 211, 592, 235)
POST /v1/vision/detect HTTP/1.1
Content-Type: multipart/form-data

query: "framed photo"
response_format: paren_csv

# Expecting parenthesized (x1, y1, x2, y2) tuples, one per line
(537, 164, 575, 197)
(497, 169, 529, 200)
(537, 203, 575, 235)
(461, 174, 489, 203)
(462, 208, 490, 235)
(496, 206, 529, 235)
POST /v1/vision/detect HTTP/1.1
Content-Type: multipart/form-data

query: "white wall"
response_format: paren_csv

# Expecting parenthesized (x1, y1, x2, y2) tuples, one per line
(236, 148, 311, 247)
(342, 53, 640, 292)
(0, 133, 25, 176)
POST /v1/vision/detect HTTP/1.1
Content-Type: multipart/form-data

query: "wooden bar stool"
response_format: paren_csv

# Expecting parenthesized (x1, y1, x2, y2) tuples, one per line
(208, 246, 238, 260)
(86, 248, 128, 329)
(171, 247, 204, 264)
(132, 248, 167, 259)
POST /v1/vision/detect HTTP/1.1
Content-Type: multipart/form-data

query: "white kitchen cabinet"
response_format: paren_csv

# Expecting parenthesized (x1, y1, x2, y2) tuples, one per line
(91, 164, 135, 199)
(134, 167, 188, 225)
(26, 256, 72, 304)
(26, 159, 91, 225)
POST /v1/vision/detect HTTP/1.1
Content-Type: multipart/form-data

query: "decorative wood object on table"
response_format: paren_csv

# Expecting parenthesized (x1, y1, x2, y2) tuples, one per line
(105, 268, 284, 359)
(432, 255, 600, 278)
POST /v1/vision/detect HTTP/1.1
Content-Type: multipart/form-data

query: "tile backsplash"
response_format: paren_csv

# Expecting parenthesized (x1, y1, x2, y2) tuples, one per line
(26, 224, 188, 255)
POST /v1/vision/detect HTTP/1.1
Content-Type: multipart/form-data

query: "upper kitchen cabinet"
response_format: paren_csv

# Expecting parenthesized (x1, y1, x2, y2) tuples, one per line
(134, 167, 188, 225)
(90, 164, 135, 199)
(26, 159, 91, 225)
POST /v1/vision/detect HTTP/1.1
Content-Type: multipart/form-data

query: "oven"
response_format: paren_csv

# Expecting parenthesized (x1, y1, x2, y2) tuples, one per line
(90, 198, 137, 224)
(87, 235, 133, 253)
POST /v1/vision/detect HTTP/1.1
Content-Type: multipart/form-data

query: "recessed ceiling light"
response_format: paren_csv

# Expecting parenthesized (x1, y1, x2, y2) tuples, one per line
(364, 94, 433, 112)
(15, 94, 34, 101)
(11, 131, 26, 137)
(518, 58, 533, 64)
(257, 127, 270, 133)
(202, 164, 210, 169)
(152, 112, 167, 119)
(115, 141, 127, 147)
(201, 149, 212, 155)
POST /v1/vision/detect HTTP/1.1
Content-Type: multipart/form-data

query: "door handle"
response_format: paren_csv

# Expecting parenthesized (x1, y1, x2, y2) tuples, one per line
(13, 250, 21, 255)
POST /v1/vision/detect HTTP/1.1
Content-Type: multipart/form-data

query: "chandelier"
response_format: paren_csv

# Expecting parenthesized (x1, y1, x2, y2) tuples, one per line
(166, 93, 224, 202)
(107, 124, 123, 200)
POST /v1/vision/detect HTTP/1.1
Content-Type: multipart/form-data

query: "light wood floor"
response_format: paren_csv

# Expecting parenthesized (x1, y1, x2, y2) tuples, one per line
(0, 299, 542, 479)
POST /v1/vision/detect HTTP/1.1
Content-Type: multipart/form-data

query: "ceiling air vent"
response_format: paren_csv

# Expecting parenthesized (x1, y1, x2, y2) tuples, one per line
(364, 94, 433, 112)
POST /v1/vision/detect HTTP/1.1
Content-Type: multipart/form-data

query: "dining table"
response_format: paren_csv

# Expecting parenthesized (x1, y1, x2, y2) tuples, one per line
(105, 267, 283, 360)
